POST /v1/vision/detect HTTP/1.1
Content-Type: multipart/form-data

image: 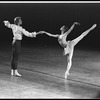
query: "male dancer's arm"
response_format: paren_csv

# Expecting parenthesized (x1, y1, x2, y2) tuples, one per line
(3, 21, 13, 28)
(22, 28, 37, 38)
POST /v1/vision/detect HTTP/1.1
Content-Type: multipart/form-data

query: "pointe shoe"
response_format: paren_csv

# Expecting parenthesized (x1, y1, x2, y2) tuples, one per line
(65, 72, 69, 79)
(65, 75, 68, 79)
(91, 24, 97, 30)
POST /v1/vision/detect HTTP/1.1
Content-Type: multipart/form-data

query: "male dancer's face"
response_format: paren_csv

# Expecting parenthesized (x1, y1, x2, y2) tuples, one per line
(18, 19, 22, 25)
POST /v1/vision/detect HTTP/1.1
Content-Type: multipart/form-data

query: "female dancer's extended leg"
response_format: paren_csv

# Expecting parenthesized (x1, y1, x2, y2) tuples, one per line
(72, 24, 97, 46)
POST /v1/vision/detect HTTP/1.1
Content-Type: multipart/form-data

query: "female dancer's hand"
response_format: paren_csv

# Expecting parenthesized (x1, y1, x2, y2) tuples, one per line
(74, 22, 80, 25)
(38, 31, 46, 34)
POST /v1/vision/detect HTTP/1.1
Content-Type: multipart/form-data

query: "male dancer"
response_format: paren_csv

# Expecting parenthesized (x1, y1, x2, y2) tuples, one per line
(4, 17, 41, 77)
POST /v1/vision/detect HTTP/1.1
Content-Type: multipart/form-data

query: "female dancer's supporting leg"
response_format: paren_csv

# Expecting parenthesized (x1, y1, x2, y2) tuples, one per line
(65, 24, 97, 79)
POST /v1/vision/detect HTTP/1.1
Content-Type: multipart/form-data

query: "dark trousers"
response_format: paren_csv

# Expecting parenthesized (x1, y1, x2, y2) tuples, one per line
(11, 40, 21, 70)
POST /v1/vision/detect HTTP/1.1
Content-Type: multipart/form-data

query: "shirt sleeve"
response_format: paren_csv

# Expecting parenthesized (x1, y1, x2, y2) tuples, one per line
(21, 28, 33, 37)
(4, 21, 13, 29)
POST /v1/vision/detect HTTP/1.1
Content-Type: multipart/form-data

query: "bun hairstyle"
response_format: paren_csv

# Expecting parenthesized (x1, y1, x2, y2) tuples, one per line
(60, 25, 68, 33)
(14, 17, 21, 25)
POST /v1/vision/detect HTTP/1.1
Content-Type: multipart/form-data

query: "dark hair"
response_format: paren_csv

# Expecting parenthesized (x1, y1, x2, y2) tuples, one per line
(60, 25, 68, 33)
(14, 17, 21, 25)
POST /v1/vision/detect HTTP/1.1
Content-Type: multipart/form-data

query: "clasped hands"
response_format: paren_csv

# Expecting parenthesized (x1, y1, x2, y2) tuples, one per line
(31, 31, 46, 37)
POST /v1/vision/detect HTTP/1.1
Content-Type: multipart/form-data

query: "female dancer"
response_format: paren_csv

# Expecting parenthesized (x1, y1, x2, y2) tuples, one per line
(3, 17, 41, 77)
(40, 22, 97, 79)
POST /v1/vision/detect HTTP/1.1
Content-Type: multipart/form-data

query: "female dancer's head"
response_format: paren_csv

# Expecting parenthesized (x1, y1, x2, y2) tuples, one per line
(60, 25, 68, 34)
(14, 17, 22, 26)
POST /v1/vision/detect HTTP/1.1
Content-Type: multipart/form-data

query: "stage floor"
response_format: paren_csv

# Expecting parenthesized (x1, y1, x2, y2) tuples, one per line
(0, 46, 100, 98)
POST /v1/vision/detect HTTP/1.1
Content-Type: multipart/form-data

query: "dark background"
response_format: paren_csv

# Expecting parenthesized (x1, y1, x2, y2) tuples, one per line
(0, 3, 100, 50)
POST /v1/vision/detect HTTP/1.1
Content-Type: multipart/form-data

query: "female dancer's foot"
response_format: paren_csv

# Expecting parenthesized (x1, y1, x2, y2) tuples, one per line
(65, 71, 69, 79)
(90, 24, 97, 30)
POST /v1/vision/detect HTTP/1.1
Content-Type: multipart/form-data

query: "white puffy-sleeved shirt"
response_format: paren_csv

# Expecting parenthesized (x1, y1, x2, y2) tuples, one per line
(5, 23, 36, 40)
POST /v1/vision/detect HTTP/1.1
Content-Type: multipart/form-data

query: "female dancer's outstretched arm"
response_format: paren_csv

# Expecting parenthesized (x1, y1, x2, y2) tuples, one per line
(64, 22, 80, 35)
(39, 31, 59, 38)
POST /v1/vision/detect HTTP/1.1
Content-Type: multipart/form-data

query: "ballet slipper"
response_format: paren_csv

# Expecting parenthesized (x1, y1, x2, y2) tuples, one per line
(65, 75, 68, 79)
(11, 69, 14, 76)
(65, 72, 69, 79)
(14, 70, 21, 77)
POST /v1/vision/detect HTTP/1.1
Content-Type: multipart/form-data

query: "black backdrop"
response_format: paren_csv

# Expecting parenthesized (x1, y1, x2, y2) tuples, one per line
(0, 3, 100, 50)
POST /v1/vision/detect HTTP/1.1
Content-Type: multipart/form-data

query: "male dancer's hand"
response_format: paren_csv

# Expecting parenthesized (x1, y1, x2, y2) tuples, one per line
(3, 20, 9, 26)
(32, 32, 36, 37)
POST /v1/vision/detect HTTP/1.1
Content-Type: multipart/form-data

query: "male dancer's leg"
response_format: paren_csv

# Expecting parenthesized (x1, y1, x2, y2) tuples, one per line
(11, 40, 21, 76)
(11, 41, 17, 70)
